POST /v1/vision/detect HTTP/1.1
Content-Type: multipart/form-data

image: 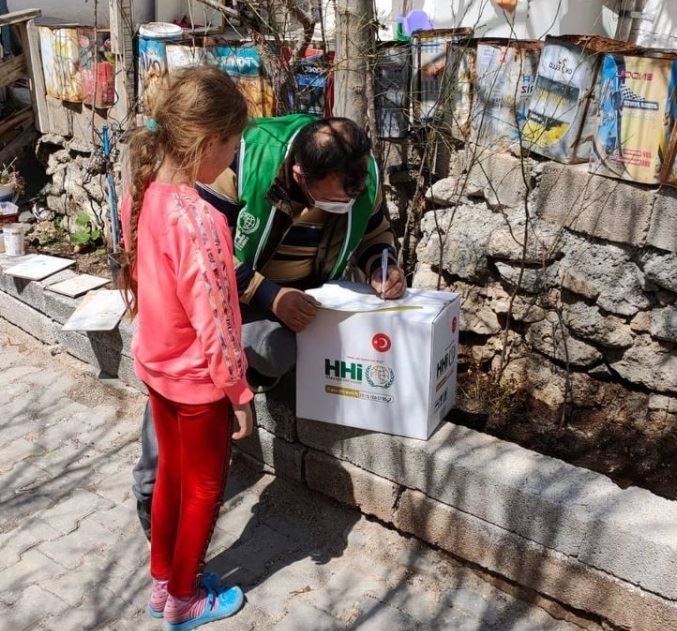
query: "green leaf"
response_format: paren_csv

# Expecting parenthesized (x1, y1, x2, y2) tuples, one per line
(70, 230, 91, 244)
(75, 214, 91, 227)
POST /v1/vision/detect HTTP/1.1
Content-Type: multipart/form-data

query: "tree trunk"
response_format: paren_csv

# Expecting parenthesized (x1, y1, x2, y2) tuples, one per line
(333, 0, 375, 125)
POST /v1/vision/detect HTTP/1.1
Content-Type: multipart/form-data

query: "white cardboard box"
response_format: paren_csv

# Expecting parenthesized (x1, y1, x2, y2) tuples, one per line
(296, 282, 461, 440)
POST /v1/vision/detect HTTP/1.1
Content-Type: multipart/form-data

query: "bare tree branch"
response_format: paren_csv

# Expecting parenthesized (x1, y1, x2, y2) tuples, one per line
(283, 0, 317, 67)
(193, 0, 240, 20)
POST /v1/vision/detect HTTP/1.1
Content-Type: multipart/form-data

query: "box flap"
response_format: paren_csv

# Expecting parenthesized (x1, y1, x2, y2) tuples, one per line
(307, 281, 459, 316)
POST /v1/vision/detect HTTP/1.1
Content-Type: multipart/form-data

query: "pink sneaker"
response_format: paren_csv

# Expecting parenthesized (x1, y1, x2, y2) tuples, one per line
(164, 584, 244, 631)
(147, 578, 169, 618)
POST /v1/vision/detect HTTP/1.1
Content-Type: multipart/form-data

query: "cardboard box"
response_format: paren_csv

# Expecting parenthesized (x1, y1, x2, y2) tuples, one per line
(296, 282, 461, 440)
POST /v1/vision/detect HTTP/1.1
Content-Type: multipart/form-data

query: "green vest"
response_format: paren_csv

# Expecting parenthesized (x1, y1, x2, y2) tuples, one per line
(234, 114, 379, 279)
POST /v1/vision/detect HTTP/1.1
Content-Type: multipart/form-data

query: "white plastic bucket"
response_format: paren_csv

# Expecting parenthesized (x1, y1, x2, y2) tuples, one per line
(138, 22, 183, 40)
(3, 223, 25, 256)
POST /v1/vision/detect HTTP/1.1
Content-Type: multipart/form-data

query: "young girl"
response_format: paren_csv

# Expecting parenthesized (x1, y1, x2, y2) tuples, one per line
(120, 66, 253, 630)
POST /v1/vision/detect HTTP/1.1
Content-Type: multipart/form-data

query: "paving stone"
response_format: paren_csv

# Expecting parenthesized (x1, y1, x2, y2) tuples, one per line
(35, 488, 114, 535)
(4, 584, 69, 631)
(0, 517, 61, 571)
(0, 548, 67, 602)
(38, 515, 116, 570)
(347, 595, 424, 631)
(42, 596, 120, 631)
(269, 602, 343, 631)
(244, 558, 331, 620)
(0, 437, 45, 473)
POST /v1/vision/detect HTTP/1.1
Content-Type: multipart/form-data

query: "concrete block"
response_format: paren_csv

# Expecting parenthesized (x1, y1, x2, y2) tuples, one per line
(43, 289, 80, 325)
(0, 290, 59, 345)
(117, 354, 145, 392)
(117, 316, 135, 358)
(297, 419, 677, 601)
(304, 449, 400, 523)
(58, 327, 125, 378)
(537, 163, 655, 248)
(235, 426, 305, 482)
(0, 272, 47, 312)
(253, 373, 297, 442)
(464, 146, 533, 209)
(649, 189, 677, 253)
(392, 488, 677, 631)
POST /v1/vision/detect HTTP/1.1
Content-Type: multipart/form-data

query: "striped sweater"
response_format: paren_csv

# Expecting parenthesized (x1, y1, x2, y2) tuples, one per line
(197, 155, 397, 310)
(121, 183, 252, 405)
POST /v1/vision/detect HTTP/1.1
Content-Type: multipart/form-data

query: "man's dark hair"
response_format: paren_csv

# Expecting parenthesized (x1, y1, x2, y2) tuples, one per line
(291, 118, 372, 197)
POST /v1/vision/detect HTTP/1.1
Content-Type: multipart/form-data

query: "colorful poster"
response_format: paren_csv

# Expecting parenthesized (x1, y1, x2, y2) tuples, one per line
(78, 29, 115, 108)
(590, 53, 677, 184)
(39, 27, 83, 102)
(523, 36, 630, 164)
(165, 43, 274, 117)
(412, 30, 471, 124)
(471, 41, 541, 149)
(282, 48, 333, 117)
(138, 37, 170, 114)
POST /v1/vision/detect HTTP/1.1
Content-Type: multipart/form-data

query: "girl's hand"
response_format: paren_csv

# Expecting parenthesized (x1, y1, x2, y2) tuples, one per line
(232, 402, 254, 440)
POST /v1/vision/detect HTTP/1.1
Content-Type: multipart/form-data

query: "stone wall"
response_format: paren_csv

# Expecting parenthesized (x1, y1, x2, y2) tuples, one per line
(413, 146, 677, 424)
(36, 135, 111, 237)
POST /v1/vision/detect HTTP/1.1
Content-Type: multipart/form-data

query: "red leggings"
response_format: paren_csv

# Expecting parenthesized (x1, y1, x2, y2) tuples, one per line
(148, 387, 232, 598)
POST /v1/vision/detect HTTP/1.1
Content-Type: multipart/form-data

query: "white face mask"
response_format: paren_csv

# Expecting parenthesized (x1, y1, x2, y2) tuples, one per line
(300, 173, 355, 214)
(311, 197, 356, 215)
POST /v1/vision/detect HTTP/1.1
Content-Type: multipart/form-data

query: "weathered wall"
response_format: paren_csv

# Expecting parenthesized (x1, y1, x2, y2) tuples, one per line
(37, 135, 112, 238)
(414, 146, 677, 424)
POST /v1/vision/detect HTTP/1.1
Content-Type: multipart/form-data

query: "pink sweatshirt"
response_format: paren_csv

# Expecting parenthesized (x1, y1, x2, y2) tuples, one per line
(122, 182, 252, 406)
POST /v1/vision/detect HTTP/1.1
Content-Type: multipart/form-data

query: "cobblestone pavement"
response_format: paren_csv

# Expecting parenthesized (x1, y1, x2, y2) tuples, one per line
(0, 319, 586, 631)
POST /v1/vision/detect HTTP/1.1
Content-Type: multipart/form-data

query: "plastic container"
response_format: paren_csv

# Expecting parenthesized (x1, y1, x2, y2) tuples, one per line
(470, 38, 542, 150)
(138, 22, 183, 113)
(590, 48, 677, 185)
(522, 35, 636, 164)
(375, 42, 411, 139)
(3, 223, 25, 257)
(441, 38, 477, 142)
(411, 28, 473, 126)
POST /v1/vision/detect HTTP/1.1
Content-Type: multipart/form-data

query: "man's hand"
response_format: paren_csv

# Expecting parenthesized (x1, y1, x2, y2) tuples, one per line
(370, 265, 406, 300)
(232, 402, 253, 440)
(271, 287, 320, 332)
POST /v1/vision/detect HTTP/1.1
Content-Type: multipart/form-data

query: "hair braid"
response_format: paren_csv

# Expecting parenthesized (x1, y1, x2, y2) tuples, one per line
(117, 65, 248, 317)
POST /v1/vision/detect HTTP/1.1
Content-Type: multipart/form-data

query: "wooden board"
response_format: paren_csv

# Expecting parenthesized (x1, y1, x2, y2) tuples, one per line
(62, 289, 127, 331)
(0, 107, 33, 138)
(0, 126, 37, 164)
(0, 9, 40, 27)
(21, 19, 49, 134)
(108, 0, 133, 128)
(46, 274, 109, 298)
(0, 54, 26, 88)
(4, 254, 74, 281)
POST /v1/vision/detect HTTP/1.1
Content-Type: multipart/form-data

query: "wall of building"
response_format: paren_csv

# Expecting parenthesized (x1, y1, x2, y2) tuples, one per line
(8, 0, 154, 27)
(381, 0, 617, 39)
